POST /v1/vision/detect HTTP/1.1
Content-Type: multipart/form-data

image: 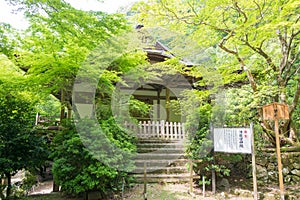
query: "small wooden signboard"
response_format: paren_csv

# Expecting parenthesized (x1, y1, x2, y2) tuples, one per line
(263, 103, 289, 120)
(262, 102, 289, 200)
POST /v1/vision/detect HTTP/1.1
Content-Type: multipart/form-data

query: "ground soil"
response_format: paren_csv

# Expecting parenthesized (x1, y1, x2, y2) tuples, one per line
(26, 178, 300, 200)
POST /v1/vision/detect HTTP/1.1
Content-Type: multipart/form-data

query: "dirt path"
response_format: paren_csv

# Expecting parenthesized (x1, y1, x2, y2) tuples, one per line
(29, 180, 255, 200)
(29, 180, 53, 195)
(28, 180, 296, 200)
(122, 183, 255, 200)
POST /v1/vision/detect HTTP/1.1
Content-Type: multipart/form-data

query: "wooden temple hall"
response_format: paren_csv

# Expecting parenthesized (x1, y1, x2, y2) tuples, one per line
(62, 26, 200, 140)
(115, 26, 199, 139)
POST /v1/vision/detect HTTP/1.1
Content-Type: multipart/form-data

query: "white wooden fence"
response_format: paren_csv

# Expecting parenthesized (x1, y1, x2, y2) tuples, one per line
(124, 120, 185, 140)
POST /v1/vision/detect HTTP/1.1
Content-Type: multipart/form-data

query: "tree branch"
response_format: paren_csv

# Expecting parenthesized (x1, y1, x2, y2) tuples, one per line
(219, 33, 257, 92)
(159, 0, 232, 33)
(160, 0, 196, 25)
(222, 9, 230, 30)
(253, 0, 264, 19)
(277, 29, 289, 73)
(282, 29, 300, 83)
(290, 75, 300, 115)
(187, 0, 199, 18)
(243, 34, 278, 72)
(285, 54, 300, 84)
(232, 1, 248, 23)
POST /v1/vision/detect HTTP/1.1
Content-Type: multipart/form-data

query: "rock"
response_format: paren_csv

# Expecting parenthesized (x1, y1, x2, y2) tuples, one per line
(292, 175, 300, 182)
(257, 156, 268, 166)
(218, 178, 230, 191)
(287, 194, 299, 200)
(291, 169, 300, 176)
(292, 163, 300, 169)
(268, 171, 277, 181)
(256, 165, 268, 179)
(284, 175, 292, 183)
(233, 189, 252, 197)
(282, 167, 290, 176)
(87, 191, 102, 200)
(263, 193, 280, 200)
(267, 163, 276, 170)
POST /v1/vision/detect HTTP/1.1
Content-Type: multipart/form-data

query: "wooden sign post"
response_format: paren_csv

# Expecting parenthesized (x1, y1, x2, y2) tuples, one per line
(263, 103, 289, 200)
(212, 124, 257, 199)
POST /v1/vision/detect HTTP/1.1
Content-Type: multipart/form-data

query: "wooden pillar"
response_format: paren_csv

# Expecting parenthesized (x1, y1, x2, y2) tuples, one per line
(211, 123, 216, 194)
(67, 102, 72, 119)
(251, 122, 258, 200)
(166, 88, 170, 122)
(60, 89, 65, 122)
(6, 173, 11, 197)
(143, 162, 147, 200)
(157, 88, 161, 121)
(53, 89, 65, 193)
(275, 118, 285, 200)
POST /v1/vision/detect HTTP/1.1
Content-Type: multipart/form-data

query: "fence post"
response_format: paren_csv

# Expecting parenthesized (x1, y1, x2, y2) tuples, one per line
(203, 176, 205, 198)
(143, 162, 147, 200)
(143, 121, 147, 138)
(174, 122, 178, 139)
(152, 121, 156, 138)
(156, 121, 160, 138)
(161, 120, 165, 139)
(189, 160, 193, 193)
(138, 121, 142, 138)
(166, 121, 169, 139)
(170, 122, 173, 139)
(182, 123, 185, 138)
(147, 120, 151, 138)
(178, 122, 182, 139)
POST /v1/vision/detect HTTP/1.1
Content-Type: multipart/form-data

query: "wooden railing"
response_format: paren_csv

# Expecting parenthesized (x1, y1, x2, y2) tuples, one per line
(124, 120, 185, 140)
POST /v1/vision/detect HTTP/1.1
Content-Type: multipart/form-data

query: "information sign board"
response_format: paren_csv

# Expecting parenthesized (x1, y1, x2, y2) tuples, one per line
(214, 128, 252, 154)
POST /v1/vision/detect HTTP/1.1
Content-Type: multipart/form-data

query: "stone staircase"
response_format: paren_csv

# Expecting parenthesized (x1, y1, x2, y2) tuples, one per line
(130, 139, 192, 183)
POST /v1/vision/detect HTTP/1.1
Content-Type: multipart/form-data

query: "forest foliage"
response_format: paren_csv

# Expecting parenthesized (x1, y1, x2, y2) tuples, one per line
(0, 0, 300, 199)
(132, 0, 300, 146)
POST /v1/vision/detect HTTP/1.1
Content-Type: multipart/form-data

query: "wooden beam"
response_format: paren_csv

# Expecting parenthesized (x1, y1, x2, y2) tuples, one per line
(133, 95, 177, 101)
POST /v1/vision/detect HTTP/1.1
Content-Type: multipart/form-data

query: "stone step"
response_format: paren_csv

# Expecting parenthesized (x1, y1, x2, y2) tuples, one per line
(131, 173, 200, 183)
(134, 159, 188, 168)
(137, 148, 185, 153)
(137, 143, 185, 149)
(131, 139, 189, 183)
(137, 139, 182, 144)
(134, 153, 185, 160)
(131, 166, 188, 174)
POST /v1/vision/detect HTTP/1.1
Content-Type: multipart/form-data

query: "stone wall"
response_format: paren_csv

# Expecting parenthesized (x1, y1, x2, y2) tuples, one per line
(256, 151, 300, 185)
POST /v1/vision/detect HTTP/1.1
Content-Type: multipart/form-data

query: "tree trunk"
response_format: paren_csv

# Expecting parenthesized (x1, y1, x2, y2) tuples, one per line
(60, 89, 66, 122)
(67, 102, 72, 119)
(282, 120, 299, 145)
(84, 191, 89, 200)
(52, 179, 60, 192)
(289, 123, 298, 142)
(262, 119, 299, 147)
(53, 89, 66, 193)
(5, 173, 11, 198)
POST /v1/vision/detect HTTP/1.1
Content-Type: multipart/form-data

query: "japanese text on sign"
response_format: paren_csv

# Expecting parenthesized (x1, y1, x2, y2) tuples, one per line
(214, 128, 252, 154)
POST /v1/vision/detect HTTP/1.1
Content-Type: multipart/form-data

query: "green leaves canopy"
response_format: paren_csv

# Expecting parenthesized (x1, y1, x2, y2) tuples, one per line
(133, 0, 300, 145)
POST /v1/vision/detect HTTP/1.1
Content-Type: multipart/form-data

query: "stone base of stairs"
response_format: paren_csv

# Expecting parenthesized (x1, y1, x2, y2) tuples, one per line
(130, 138, 196, 183)
(132, 173, 200, 183)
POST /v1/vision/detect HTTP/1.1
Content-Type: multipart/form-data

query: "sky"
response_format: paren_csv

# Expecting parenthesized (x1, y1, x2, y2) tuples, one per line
(0, 0, 139, 29)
